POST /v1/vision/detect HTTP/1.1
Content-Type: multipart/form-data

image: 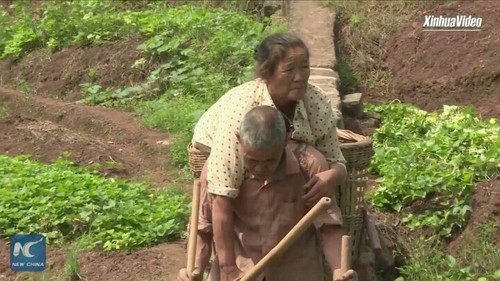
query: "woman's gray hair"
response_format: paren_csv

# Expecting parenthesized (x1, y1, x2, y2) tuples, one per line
(239, 106, 287, 150)
(254, 33, 309, 80)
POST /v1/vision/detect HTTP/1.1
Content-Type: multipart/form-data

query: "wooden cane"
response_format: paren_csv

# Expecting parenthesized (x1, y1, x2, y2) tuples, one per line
(340, 235, 352, 274)
(187, 179, 201, 280)
(240, 197, 332, 281)
(333, 235, 352, 280)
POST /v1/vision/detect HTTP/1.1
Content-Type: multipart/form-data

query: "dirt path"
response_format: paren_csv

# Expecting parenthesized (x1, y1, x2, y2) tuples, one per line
(0, 88, 188, 188)
(0, 240, 187, 281)
(0, 88, 190, 280)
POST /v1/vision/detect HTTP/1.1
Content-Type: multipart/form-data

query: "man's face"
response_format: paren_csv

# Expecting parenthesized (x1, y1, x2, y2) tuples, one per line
(240, 143, 285, 180)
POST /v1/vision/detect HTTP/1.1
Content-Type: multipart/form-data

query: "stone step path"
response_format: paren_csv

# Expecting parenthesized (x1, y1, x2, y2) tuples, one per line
(287, 0, 342, 116)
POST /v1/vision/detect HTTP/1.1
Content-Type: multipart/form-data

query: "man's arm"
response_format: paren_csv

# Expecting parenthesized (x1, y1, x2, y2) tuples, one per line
(211, 195, 236, 270)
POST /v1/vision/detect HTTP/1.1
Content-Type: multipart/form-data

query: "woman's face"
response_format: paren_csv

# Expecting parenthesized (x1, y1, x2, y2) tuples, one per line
(266, 47, 310, 105)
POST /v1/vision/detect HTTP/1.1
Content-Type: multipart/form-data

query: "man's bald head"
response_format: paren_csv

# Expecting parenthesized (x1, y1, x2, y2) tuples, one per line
(239, 106, 287, 150)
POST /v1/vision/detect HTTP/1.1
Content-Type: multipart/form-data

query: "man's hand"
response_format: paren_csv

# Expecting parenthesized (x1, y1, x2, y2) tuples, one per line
(177, 268, 202, 281)
(220, 264, 244, 281)
(333, 269, 358, 281)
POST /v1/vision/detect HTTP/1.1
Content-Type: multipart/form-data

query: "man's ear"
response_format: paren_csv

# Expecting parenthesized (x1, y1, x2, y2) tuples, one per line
(235, 131, 241, 143)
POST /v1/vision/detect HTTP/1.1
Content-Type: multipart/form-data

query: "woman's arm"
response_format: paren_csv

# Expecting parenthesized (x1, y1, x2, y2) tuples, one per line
(212, 195, 244, 281)
(203, 84, 258, 279)
(328, 162, 347, 187)
(300, 89, 347, 204)
(212, 195, 236, 267)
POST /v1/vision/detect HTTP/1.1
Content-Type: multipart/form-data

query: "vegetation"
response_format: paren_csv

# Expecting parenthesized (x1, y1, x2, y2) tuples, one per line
(366, 102, 499, 280)
(368, 102, 499, 238)
(0, 154, 189, 251)
(1, 1, 286, 169)
(395, 218, 500, 281)
(328, 1, 500, 279)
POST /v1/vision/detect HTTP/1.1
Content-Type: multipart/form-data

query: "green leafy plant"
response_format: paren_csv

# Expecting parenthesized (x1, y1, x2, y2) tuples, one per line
(1, 1, 146, 58)
(0, 154, 190, 251)
(367, 102, 499, 237)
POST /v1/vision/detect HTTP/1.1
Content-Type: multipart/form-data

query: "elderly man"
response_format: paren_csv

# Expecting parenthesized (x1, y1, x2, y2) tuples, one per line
(179, 106, 357, 281)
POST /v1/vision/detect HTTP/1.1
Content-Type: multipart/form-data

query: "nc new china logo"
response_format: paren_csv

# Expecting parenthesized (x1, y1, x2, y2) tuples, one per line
(10, 234, 46, 271)
(423, 15, 482, 31)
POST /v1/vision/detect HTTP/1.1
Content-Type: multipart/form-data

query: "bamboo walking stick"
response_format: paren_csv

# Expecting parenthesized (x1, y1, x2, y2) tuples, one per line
(187, 179, 201, 280)
(333, 235, 352, 280)
(240, 197, 332, 281)
(340, 235, 351, 274)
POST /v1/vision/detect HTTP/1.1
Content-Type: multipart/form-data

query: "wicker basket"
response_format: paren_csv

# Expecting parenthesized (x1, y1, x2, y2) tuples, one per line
(188, 143, 209, 178)
(337, 129, 374, 170)
(336, 129, 374, 261)
(342, 214, 364, 261)
(337, 168, 370, 261)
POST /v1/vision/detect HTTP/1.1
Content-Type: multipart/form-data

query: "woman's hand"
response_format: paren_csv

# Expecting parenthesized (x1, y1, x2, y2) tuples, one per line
(302, 164, 345, 206)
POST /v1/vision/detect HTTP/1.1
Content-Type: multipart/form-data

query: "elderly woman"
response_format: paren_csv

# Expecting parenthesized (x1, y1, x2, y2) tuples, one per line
(190, 33, 349, 281)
